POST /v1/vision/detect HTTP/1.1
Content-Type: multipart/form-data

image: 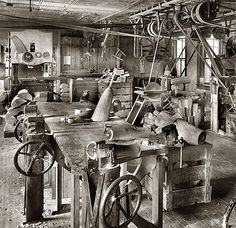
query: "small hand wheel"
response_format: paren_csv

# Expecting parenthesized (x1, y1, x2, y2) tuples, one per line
(14, 141, 55, 177)
(14, 119, 24, 143)
(101, 174, 142, 228)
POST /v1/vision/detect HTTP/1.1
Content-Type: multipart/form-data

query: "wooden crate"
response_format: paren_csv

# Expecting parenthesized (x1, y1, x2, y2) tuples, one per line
(144, 143, 212, 211)
(98, 79, 133, 117)
(72, 79, 98, 103)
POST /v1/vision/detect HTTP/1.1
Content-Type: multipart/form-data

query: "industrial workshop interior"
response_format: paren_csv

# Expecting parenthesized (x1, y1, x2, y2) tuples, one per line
(1, 0, 236, 227)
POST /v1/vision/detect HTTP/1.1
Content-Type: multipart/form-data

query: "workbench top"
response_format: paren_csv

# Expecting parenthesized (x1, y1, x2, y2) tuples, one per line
(37, 102, 123, 173)
(37, 102, 95, 118)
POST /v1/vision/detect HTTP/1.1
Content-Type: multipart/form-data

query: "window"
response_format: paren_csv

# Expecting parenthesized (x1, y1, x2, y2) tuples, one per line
(175, 36, 186, 76)
(202, 35, 220, 83)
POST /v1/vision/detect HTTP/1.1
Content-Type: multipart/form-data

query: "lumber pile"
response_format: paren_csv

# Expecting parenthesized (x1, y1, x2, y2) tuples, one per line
(5, 89, 32, 129)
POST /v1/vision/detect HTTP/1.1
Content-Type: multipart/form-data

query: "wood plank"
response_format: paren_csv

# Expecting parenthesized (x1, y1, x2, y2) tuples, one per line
(170, 186, 212, 208)
(168, 143, 212, 163)
(172, 165, 206, 184)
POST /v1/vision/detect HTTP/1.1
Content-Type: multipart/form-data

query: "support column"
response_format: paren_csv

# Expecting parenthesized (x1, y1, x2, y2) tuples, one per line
(186, 33, 201, 91)
(152, 155, 167, 228)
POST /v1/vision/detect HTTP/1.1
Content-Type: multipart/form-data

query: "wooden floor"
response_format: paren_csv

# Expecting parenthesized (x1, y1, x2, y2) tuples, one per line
(0, 116, 236, 227)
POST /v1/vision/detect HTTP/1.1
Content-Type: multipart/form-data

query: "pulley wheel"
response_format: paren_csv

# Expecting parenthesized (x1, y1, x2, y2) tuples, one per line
(212, 27, 228, 40)
(162, 18, 176, 33)
(14, 141, 55, 177)
(23, 52, 33, 62)
(196, 1, 217, 24)
(175, 11, 190, 26)
(147, 21, 156, 37)
(226, 36, 236, 56)
(191, 4, 201, 24)
(191, 2, 217, 24)
(150, 21, 159, 37)
(101, 174, 142, 228)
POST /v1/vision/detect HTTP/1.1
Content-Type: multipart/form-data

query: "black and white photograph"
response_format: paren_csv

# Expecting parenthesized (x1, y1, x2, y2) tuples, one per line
(0, 0, 236, 227)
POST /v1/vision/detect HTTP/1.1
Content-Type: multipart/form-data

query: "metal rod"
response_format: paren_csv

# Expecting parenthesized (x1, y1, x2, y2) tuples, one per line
(130, 0, 191, 19)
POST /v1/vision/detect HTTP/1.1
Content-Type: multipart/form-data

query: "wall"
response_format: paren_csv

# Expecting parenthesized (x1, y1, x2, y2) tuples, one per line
(61, 33, 119, 74)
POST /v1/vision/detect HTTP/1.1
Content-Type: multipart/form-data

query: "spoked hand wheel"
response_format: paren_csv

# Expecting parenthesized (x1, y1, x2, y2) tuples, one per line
(14, 141, 55, 177)
(101, 174, 142, 228)
(14, 119, 24, 143)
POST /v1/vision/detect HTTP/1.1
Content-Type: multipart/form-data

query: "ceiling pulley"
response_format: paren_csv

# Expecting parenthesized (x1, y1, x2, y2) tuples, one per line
(162, 18, 176, 33)
(226, 36, 236, 57)
(175, 11, 190, 26)
(191, 1, 217, 24)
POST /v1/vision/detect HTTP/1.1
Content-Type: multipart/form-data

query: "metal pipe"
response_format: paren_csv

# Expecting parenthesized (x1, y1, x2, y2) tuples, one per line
(130, 0, 193, 19)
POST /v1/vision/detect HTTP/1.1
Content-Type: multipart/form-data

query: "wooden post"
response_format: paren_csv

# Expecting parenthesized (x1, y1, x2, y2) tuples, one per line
(71, 173, 81, 228)
(25, 117, 45, 223)
(152, 155, 166, 228)
(25, 143, 44, 222)
(56, 163, 62, 211)
(55, 30, 61, 95)
(210, 79, 219, 132)
(185, 32, 200, 91)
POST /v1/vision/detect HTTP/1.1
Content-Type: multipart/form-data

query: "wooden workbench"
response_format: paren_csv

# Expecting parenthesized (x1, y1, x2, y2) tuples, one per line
(36, 102, 168, 228)
(37, 102, 124, 227)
